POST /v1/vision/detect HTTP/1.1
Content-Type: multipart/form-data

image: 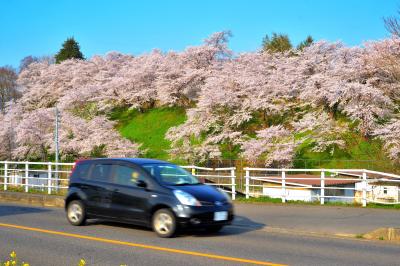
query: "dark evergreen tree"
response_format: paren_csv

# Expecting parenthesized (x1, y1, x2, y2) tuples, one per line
(297, 36, 314, 51)
(55, 37, 84, 63)
(262, 33, 292, 53)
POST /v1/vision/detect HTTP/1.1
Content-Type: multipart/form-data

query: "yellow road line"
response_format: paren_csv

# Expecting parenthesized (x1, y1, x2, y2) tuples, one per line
(0, 222, 286, 266)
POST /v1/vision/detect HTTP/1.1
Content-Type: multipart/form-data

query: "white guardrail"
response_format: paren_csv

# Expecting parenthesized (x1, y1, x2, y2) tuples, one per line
(244, 168, 400, 207)
(0, 161, 236, 200)
(181, 166, 236, 200)
(1, 161, 400, 206)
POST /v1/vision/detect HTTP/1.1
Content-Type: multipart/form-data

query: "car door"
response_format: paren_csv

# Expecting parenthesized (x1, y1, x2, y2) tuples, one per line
(71, 162, 98, 214)
(83, 162, 114, 218)
(109, 163, 151, 223)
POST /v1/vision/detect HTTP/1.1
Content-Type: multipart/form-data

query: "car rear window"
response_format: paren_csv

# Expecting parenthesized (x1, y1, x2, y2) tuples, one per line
(90, 164, 113, 182)
(70, 162, 91, 179)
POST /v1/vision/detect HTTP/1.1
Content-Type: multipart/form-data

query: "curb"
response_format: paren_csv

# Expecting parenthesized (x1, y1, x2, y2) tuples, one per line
(363, 227, 400, 241)
(230, 224, 400, 244)
(0, 191, 65, 208)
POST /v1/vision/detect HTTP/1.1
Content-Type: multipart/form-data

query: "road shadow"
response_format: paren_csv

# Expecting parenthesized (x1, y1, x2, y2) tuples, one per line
(184, 215, 265, 238)
(86, 215, 265, 238)
(0, 204, 50, 217)
(86, 219, 154, 233)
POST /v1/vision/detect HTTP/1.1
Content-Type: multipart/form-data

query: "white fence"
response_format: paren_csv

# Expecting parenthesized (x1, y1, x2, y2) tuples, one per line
(2, 161, 400, 206)
(244, 168, 400, 206)
(0, 161, 74, 194)
(0, 161, 236, 200)
(182, 166, 236, 200)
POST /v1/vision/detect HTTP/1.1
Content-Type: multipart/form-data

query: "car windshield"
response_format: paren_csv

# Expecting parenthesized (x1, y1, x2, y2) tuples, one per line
(142, 163, 200, 186)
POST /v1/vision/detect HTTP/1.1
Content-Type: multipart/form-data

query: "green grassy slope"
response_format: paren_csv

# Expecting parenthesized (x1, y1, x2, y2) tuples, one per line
(294, 132, 395, 172)
(110, 107, 395, 171)
(110, 107, 186, 161)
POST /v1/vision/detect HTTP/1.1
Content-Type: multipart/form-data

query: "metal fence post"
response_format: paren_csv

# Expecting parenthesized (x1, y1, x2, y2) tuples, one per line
(320, 170, 325, 205)
(245, 169, 250, 199)
(281, 169, 286, 203)
(47, 163, 52, 194)
(25, 163, 29, 193)
(4, 162, 8, 191)
(362, 170, 367, 207)
(231, 168, 236, 201)
(55, 162, 59, 193)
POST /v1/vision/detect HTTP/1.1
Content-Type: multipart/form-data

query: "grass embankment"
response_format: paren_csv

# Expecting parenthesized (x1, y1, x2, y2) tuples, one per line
(110, 107, 187, 162)
(109, 105, 396, 173)
(295, 132, 394, 172)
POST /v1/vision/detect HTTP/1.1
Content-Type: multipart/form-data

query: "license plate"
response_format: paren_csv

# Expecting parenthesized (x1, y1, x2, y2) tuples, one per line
(214, 211, 228, 221)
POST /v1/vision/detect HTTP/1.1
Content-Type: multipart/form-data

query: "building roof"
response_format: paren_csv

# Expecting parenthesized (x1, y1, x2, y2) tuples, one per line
(262, 174, 359, 187)
(338, 171, 400, 185)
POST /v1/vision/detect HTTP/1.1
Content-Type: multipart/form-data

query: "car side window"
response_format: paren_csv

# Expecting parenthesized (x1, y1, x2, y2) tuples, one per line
(75, 163, 91, 179)
(90, 164, 113, 182)
(113, 165, 146, 187)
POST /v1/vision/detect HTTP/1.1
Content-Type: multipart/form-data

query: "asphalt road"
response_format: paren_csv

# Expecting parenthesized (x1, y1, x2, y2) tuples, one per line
(0, 203, 399, 266)
(234, 203, 400, 235)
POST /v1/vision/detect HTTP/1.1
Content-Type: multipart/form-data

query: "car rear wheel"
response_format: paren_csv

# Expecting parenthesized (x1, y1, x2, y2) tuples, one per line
(67, 200, 86, 226)
(152, 209, 177, 238)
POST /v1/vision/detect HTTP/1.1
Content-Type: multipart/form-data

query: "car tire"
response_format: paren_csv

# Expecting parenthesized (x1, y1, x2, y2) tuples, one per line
(66, 200, 86, 226)
(207, 225, 223, 233)
(152, 209, 177, 238)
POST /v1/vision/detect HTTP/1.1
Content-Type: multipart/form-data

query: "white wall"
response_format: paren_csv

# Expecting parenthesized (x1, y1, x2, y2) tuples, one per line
(355, 182, 399, 203)
(263, 186, 313, 201)
(263, 184, 355, 203)
(370, 185, 399, 202)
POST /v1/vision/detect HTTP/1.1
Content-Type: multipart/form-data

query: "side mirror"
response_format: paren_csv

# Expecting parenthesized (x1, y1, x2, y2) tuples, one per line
(137, 180, 147, 188)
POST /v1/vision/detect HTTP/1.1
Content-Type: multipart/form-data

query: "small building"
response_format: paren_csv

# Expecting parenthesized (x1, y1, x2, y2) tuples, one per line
(354, 181, 400, 204)
(337, 172, 400, 204)
(261, 174, 358, 202)
(7, 171, 48, 188)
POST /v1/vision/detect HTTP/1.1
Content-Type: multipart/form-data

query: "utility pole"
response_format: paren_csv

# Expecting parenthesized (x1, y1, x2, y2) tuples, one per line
(55, 107, 60, 190)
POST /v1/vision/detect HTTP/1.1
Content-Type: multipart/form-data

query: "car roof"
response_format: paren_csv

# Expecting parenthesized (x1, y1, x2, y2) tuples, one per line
(80, 158, 170, 165)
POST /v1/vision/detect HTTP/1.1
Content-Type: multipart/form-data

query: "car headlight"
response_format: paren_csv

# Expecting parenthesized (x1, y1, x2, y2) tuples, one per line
(218, 188, 232, 202)
(173, 190, 201, 206)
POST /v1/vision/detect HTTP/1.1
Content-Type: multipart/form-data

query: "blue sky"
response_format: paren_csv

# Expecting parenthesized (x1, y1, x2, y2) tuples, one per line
(0, 0, 397, 67)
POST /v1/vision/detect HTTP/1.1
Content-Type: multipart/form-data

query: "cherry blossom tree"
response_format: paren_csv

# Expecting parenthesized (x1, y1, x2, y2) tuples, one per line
(241, 126, 296, 167)
(4, 32, 400, 165)
(1, 107, 140, 161)
(13, 108, 54, 160)
(167, 38, 399, 165)
(373, 119, 400, 162)
(0, 113, 14, 159)
(55, 113, 141, 159)
(292, 111, 348, 153)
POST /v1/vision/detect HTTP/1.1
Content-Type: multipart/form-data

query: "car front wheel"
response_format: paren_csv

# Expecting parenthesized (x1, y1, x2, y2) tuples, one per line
(66, 200, 86, 226)
(152, 209, 177, 238)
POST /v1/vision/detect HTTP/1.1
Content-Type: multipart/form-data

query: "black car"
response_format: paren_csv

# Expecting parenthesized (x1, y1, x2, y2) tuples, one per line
(65, 158, 234, 237)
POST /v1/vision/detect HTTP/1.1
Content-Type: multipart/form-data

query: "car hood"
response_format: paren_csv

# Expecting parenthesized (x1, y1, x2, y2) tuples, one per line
(169, 184, 226, 203)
